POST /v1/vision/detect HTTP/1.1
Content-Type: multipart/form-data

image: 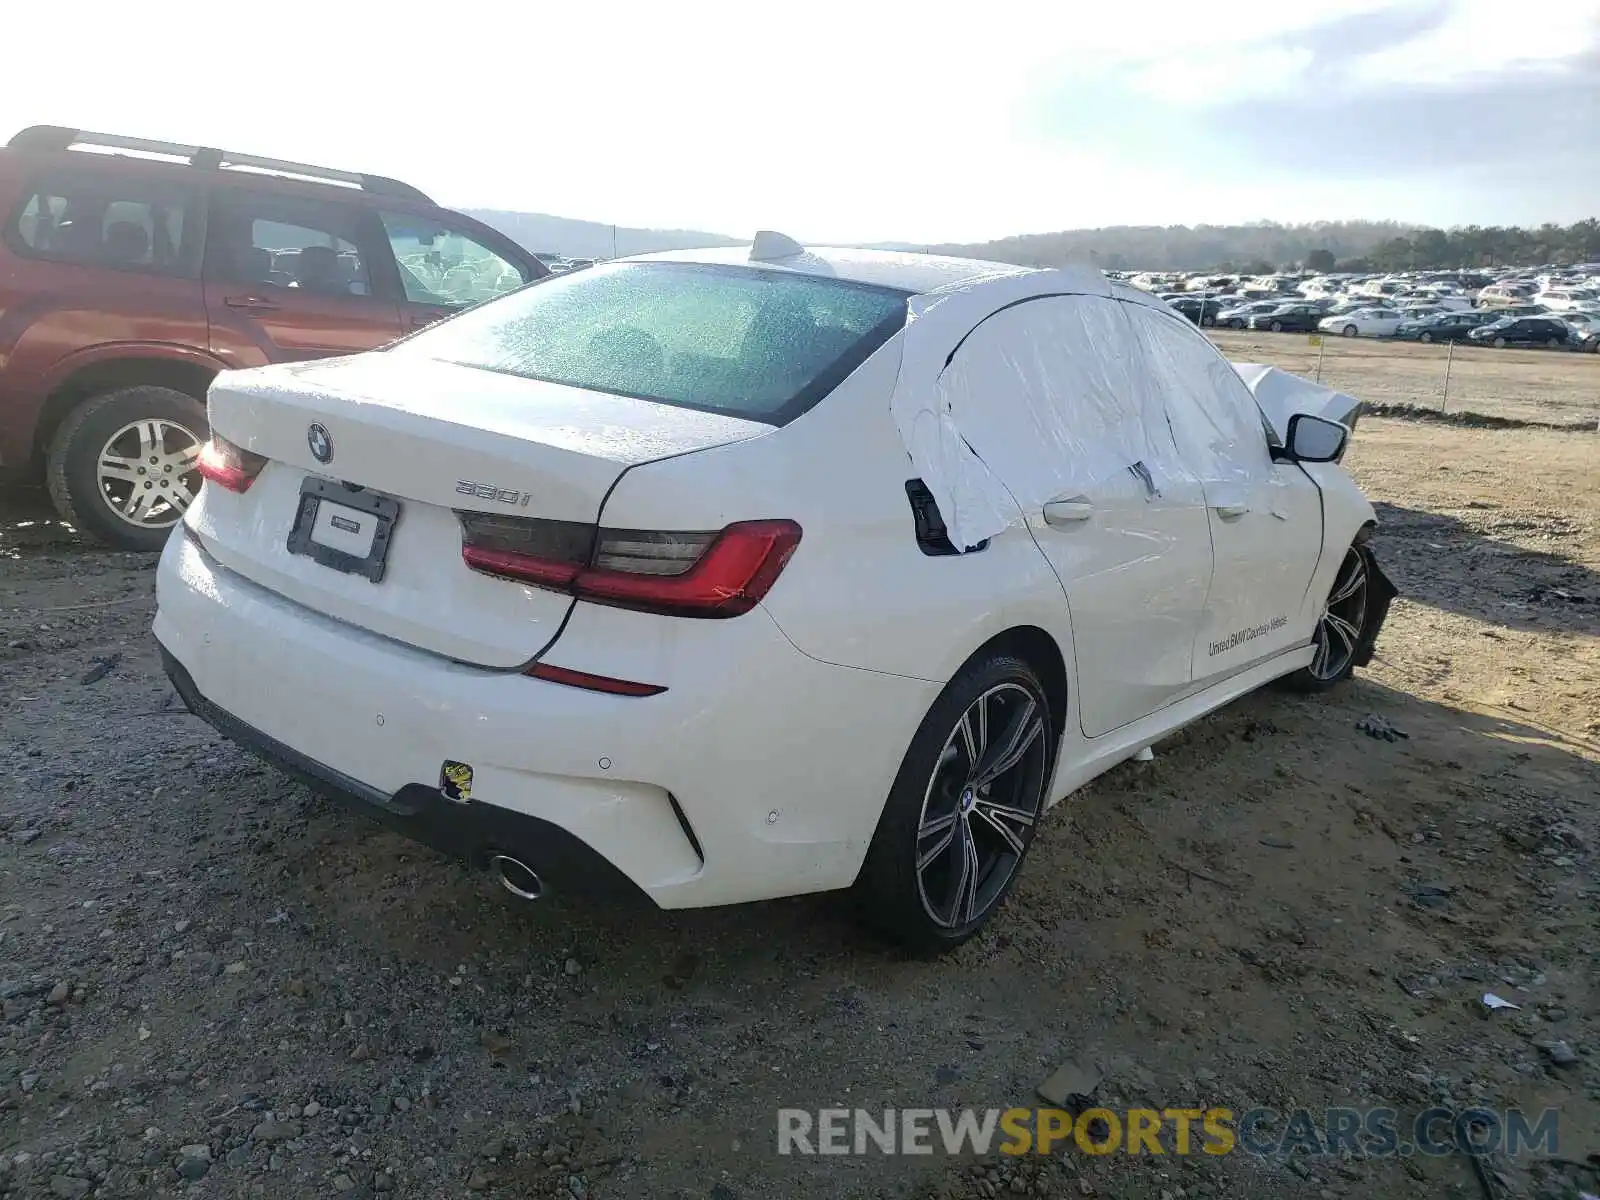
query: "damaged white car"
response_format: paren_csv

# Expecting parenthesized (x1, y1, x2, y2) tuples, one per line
(154, 235, 1395, 953)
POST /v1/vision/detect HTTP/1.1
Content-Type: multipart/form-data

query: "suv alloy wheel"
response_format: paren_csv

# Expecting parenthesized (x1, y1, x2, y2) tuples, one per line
(46, 386, 207, 551)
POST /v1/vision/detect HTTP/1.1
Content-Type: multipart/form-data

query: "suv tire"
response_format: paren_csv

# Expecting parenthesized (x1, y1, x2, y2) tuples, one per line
(46, 386, 208, 552)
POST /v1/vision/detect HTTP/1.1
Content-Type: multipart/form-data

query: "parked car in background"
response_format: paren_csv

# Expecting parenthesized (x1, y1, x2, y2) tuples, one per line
(1476, 282, 1537, 308)
(1560, 313, 1600, 346)
(1323, 297, 1393, 317)
(1217, 300, 1283, 329)
(1533, 286, 1600, 312)
(0, 125, 550, 549)
(1319, 308, 1404, 338)
(1167, 296, 1225, 326)
(1246, 304, 1324, 333)
(1468, 316, 1574, 349)
(1392, 311, 1496, 343)
(154, 239, 1395, 952)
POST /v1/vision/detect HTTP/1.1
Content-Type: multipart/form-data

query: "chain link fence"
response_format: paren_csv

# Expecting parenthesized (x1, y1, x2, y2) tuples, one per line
(1209, 330, 1600, 427)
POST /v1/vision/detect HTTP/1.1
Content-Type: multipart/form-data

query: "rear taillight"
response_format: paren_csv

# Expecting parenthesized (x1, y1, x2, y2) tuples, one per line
(195, 435, 267, 494)
(458, 514, 801, 618)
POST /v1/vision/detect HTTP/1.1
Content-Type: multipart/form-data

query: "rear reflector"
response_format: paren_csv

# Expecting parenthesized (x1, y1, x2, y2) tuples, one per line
(459, 514, 801, 619)
(526, 662, 667, 697)
(195, 435, 267, 493)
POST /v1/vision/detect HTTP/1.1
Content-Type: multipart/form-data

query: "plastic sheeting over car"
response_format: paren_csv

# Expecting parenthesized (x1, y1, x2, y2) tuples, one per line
(888, 267, 1277, 551)
(1231, 362, 1363, 444)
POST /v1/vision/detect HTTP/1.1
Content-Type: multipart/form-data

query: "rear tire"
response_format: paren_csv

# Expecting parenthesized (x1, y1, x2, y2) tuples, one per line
(46, 386, 208, 551)
(1546, 337, 1561, 349)
(1228, 319, 1244, 329)
(856, 653, 1054, 955)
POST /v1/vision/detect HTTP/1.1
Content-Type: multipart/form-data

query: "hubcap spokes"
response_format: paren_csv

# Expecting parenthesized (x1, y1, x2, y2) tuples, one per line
(915, 683, 1048, 929)
(98, 419, 204, 529)
(1310, 548, 1370, 680)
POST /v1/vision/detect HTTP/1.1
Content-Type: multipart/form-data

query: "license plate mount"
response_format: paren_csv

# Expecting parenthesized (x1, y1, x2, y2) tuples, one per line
(287, 477, 400, 583)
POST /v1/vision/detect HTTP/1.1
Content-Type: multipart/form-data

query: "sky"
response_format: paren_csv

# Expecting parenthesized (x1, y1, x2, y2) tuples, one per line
(4, 0, 1597, 244)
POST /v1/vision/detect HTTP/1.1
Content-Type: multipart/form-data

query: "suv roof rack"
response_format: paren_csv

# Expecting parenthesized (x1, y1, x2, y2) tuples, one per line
(6, 125, 433, 203)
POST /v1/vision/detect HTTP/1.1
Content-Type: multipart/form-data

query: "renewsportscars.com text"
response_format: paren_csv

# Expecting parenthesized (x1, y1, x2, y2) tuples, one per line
(776, 1106, 1559, 1158)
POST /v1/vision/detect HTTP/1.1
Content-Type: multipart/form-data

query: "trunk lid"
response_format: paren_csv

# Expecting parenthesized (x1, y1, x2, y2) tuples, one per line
(188, 353, 770, 667)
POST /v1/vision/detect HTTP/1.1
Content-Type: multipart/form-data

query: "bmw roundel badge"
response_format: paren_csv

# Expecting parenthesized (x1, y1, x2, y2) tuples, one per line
(308, 422, 333, 464)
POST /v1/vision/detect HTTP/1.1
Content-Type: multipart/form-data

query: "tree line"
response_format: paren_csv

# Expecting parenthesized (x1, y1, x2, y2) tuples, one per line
(929, 218, 1600, 274)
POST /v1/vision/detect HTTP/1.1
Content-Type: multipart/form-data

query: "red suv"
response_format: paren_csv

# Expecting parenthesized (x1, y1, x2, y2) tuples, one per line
(0, 125, 548, 549)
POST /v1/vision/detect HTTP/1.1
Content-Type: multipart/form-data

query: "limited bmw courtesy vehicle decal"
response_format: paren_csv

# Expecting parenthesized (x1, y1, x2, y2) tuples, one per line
(1208, 615, 1289, 657)
(440, 761, 474, 803)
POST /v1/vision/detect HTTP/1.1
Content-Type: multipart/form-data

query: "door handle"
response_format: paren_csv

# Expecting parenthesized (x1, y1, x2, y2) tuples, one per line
(224, 295, 279, 312)
(1043, 497, 1094, 526)
(1212, 503, 1250, 518)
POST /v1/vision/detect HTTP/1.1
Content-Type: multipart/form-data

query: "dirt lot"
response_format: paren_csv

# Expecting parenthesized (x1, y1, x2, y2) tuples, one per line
(1208, 329, 1600, 427)
(2, 413, 1597, 1200)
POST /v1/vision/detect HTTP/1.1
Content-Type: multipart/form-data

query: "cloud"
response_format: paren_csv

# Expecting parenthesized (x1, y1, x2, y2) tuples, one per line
(1024, 2, 1600, 226)
(1289, 1, 1458, 80)
(1199, 7, 1600, 202)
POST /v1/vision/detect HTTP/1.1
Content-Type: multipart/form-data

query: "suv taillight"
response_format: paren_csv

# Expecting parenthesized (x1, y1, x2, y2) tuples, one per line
(195, 435, 267, 493)
(457, 513, 802, 618)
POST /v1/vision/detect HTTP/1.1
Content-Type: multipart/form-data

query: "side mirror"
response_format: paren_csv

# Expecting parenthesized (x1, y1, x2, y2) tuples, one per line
(1285, 413, 1349, 463)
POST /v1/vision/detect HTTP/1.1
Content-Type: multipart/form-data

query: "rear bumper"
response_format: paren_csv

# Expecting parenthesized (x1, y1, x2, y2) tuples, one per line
(160, 646, 646, 901)
(154, 530, 936, 909)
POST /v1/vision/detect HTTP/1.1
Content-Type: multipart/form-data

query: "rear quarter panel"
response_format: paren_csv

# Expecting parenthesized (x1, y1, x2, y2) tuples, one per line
(593, 339, 1078, 690)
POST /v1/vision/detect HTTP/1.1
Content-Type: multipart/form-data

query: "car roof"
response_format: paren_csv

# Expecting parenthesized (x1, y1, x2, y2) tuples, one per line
(622, 243, 1035, 296)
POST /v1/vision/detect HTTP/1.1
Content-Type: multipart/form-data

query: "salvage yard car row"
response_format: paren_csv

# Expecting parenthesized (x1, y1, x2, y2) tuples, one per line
(1136, 269, 1600, 351)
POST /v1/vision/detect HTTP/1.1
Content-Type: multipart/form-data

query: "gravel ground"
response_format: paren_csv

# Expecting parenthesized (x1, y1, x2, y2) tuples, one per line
(1, 416, 1597, 1200)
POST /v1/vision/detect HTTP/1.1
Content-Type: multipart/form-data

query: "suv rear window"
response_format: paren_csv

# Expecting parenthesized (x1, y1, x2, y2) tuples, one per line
(390, 261, 909, 424)
(8, 173, 196, 276)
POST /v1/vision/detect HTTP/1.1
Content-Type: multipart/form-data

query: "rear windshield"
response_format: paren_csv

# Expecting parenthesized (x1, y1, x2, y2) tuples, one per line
(390, 261, 910, 425)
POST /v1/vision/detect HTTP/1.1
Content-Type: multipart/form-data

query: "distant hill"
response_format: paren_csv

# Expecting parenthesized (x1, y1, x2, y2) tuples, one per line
(462, 210, 742, 260)
(926, 221, 1430, 272)
(459, 214, 1600, 273)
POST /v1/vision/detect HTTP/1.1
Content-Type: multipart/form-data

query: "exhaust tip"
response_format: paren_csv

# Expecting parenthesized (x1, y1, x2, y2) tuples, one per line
(489, 854, 543, 901)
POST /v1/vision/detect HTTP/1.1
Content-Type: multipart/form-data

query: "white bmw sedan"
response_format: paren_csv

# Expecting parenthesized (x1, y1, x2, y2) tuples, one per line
(1319, 307, 1404, 338)
(155, 236, 1395, 953)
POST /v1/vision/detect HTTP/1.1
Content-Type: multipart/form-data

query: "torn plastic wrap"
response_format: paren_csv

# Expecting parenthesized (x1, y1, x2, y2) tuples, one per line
(1123, 307, 1275, 490)
(1231, 362, 1363, 443)
(929, 294, 1202, 545)
(886, 267, 1281, 550)
(888, 266, 1158, 552)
